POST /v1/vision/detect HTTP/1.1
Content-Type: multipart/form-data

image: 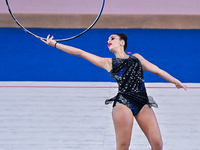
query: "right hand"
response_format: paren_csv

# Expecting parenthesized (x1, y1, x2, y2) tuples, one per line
(41, 34, 57, 47)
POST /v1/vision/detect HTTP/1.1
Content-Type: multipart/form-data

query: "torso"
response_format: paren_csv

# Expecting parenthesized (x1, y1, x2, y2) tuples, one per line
(106, 55, 150, 115)
(109, 55, 146, 94)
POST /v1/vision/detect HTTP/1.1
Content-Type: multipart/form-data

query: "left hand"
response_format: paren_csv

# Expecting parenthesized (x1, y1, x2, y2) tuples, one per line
(175, 81, 187, 91)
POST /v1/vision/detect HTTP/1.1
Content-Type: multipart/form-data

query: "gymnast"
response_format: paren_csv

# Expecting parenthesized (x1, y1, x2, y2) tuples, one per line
(41, 33, 186, 150)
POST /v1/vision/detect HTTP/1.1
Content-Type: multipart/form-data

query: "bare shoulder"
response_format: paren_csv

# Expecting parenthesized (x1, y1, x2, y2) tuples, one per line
(132, 53, 144, 62)
(133, 53, 160, 73)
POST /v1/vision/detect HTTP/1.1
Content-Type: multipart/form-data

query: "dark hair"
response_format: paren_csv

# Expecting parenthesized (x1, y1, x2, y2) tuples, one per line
(114, 33, 128, 51)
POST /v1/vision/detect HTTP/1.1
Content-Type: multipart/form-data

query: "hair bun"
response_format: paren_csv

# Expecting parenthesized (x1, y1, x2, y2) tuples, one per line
(118, 33, 128, 42)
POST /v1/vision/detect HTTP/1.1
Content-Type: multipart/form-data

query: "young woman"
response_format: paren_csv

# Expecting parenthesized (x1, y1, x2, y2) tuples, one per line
(41, 33, 187, 150)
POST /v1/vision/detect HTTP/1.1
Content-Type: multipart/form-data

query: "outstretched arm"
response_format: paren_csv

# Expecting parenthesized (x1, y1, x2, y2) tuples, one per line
(133, 53, 187, 90)
(41, 35, 112, 72)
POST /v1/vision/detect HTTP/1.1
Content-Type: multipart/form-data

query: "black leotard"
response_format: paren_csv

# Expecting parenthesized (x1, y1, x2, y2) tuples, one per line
(105, 55, 158, 115)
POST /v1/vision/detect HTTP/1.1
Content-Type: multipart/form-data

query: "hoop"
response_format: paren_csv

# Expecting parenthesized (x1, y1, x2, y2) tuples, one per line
(5, 0, 105, 42)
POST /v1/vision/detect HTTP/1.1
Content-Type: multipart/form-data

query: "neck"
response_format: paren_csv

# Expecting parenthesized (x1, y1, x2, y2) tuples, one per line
(114, 51, 129, 58)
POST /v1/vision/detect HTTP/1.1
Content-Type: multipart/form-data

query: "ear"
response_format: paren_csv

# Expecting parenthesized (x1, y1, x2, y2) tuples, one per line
(120, 40, 125, 46)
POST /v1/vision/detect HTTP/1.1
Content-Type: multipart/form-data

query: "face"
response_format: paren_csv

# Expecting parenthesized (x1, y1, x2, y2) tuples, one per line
(107, 34, 124, 52)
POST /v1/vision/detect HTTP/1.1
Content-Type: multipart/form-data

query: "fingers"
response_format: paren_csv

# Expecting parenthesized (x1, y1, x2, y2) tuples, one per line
(175, 83, 187, 91)
(41, 34, 50, 43)
(41, 34, 55, 46)
(183, 85, 187, 91)
(40, 38, 46, 43)
(180, 83, 187, 91)
(46, 34, 52, 44)
(40, 38, 47, 45)
(50, 35, 54, 40)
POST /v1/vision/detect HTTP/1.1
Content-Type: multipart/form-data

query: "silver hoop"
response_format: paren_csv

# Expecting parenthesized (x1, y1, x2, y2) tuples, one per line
(5, 0, 105, 42)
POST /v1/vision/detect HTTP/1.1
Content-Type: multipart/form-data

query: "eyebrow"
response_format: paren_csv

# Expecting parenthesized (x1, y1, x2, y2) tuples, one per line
(108, 36, 115, 40)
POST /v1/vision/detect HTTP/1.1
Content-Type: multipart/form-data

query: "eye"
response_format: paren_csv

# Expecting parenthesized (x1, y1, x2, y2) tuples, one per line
(111, 37, 115, 40)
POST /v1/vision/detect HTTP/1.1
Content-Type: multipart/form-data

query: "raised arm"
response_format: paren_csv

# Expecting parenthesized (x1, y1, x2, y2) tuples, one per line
(41, 35, 112, 72)
(133, 53, 187, 90)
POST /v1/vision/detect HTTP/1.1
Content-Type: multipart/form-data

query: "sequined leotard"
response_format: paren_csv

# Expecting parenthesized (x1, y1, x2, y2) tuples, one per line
(105, 55, 158, 115)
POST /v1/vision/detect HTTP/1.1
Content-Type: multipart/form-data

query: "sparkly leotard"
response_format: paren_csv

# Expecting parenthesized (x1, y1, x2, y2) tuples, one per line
(105, 55, 158, 115)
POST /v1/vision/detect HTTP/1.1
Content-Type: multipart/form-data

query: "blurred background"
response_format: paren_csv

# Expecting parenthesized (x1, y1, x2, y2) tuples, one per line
(0, 0, 200, 82)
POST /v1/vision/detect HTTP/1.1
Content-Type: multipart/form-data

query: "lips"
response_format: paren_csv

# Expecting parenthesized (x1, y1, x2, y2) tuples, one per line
(108, 43, 112, 47)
